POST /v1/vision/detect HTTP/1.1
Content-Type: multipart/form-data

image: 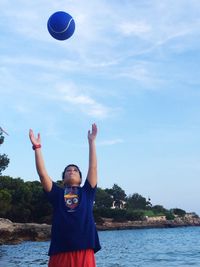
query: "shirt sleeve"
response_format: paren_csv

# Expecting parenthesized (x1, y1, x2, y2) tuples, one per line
(43, 182, 62, 207)
(83, 179, 97, 202)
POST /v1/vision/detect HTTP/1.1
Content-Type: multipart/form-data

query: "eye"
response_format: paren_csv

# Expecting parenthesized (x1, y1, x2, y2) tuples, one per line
(66, 199, 72, 205)
(73, 198, 78, 204)
(66, 168, 78, 172)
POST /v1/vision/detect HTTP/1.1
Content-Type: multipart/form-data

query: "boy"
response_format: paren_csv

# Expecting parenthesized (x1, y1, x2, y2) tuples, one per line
(29, 123, 101, 267)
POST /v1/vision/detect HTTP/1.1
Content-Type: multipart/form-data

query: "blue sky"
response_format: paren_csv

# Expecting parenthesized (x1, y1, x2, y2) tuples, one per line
(1, 0, 200, 214)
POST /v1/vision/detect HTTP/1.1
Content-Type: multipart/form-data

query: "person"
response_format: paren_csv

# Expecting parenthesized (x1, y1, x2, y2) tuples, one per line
(29, 123, 101, 267)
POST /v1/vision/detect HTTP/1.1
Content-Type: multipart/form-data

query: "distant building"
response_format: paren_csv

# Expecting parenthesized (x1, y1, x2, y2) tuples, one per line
(111, 200, 126, 209)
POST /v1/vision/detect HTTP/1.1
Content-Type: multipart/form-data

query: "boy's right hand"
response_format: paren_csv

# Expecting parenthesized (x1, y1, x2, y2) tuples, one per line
(29, 129, 41, 146)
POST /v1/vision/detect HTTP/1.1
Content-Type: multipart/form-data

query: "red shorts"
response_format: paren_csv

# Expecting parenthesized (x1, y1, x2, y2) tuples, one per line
(48, 249, 96, 267)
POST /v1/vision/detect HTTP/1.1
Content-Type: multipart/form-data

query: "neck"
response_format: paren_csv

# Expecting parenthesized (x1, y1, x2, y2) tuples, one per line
(64, 183, 80, 187)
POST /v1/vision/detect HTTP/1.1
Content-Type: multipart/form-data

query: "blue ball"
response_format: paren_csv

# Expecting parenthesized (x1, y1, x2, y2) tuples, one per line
(47, 11, 75, 41)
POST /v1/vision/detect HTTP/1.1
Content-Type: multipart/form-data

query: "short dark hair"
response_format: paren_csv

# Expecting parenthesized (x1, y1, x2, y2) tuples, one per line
(62, 164, 82, 180)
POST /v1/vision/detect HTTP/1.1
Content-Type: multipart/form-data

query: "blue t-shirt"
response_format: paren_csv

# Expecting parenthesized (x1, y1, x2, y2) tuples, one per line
(44, 179, 101, 256)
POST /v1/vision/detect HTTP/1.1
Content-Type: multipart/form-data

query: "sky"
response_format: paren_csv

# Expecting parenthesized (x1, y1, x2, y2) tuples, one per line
(1, 0, 200, 214)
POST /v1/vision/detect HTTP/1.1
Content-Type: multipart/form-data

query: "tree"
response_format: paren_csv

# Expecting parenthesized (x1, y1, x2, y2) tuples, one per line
(0, 176, 52, 223)
(152, 205, 167, 214)
(1, 176, 32, 222)
(95, 188, 113, 208)
(105, 184, 126, 208)
(0, 189, 12, 216)
(26, 180, 52, 223)
(126, 193, 150, 210)
(172, 208, 186, 217)
(165, 211, 175, 220)
(0, 129, 9, 174)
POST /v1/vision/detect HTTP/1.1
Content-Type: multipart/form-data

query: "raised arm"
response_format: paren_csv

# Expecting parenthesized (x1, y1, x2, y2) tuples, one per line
(29, 129, 52, 192)
(86, 123, 98, 188)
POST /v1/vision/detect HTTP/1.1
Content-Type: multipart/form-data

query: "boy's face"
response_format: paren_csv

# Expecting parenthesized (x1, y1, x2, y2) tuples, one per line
(63, 166, 81, 186)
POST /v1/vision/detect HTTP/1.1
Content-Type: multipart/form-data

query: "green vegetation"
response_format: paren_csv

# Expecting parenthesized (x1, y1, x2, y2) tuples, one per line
(0, 176, 52, 223)
(0, 129, 10, 175)
(0, 131, 191, 223)
(0, 175, 190, 223)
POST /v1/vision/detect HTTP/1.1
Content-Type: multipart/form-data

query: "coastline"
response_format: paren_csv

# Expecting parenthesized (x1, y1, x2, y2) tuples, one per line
(97, 216, 200, 230)
(1, 216, 200, 245)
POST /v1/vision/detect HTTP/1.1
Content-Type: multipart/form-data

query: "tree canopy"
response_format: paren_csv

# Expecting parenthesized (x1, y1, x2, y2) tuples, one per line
(126, 193, 152, 210)
(0, 175, 190, 223)
(0, 129, 9, 175)
(105, 184, 126, 208)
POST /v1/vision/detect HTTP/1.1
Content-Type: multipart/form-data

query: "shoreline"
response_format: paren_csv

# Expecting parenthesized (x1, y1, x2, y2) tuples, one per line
(1, 217, 200, 245)
(96, 216, 200, 231)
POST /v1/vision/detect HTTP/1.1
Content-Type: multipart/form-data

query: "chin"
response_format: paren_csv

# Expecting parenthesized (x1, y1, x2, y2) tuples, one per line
(64, 177, 81, 186)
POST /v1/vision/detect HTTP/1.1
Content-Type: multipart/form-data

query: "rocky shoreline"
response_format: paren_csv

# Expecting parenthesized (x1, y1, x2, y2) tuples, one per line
(97, 216, 200, 230)
(0, 218, 51, 245)
(1, 216, 200, 245)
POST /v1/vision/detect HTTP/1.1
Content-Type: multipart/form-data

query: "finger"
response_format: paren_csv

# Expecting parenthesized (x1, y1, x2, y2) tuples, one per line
(92, 123, 97, 129)
(92, 123, 97, 134)
(29, 129, 34, 138)
(29, 129, 35, 144)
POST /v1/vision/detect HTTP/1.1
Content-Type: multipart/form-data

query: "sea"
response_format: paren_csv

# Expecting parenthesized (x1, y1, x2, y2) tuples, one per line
(0, 226, 200, 267)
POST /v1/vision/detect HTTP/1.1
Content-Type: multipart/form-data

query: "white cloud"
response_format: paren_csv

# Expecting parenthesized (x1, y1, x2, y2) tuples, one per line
(0, 56, 80, 73)
(117, 62, 163, 89)
(53, 83, 111, 119)
(98, 138, 124, 146)
(118, 21, 151, 37)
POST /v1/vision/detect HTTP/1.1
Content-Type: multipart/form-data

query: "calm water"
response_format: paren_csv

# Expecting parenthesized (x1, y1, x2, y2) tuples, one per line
(1, 227, 200, 267)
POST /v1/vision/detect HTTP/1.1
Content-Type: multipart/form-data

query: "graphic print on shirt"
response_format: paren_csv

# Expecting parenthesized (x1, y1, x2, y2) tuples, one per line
(64, 187, 79, 212)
